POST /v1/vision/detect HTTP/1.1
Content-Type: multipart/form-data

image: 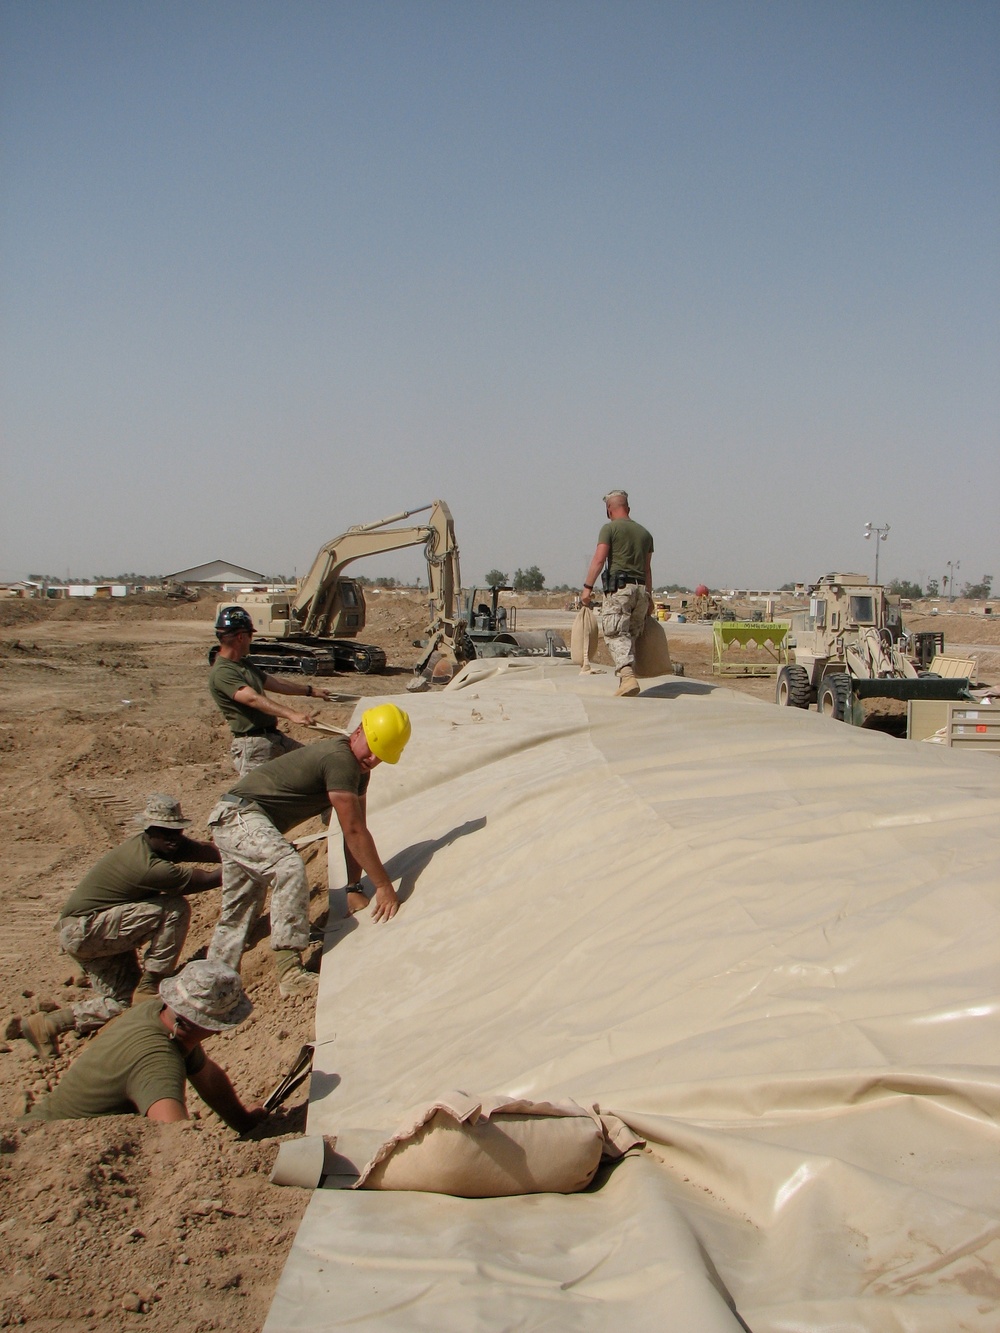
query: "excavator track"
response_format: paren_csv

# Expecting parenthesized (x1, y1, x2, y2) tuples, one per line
(330, 642, 387, 674)
(213, 639, 387, 676)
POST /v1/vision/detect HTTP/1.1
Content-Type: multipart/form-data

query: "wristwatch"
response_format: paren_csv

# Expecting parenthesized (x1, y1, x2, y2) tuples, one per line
(305, 684, 313, 696)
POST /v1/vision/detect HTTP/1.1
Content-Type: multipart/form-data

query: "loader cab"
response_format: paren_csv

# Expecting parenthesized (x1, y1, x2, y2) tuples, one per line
(847, 594, 876, 626)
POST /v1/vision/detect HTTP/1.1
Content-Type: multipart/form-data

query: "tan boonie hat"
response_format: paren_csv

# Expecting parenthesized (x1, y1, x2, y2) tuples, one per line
(159, 960, 253, 1031)
(136, 794, 191, 831)
(603, 489, 628, 505)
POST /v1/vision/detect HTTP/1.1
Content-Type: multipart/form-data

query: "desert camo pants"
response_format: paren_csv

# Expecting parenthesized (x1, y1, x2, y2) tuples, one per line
(206, 802, 309, 970)
(230, 730, 303, 777)
(57, 896, 191, 1033)
(598, 585, 650, 674)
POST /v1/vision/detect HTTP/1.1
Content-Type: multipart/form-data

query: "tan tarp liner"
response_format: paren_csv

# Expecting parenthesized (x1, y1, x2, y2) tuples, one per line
(265, 662, 1000, 1332)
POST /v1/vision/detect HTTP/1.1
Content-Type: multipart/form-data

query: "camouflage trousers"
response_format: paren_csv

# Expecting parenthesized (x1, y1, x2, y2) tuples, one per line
(598, 585, 650, 674)
(56, 897, 190, 1033)
(230, 730, 303, 777)
(206, 802, 309, 970)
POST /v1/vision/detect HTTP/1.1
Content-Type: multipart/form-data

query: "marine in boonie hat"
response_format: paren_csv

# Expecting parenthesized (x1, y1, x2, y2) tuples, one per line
(136, 794, 191, 831)
(158, 959, 253, 1031)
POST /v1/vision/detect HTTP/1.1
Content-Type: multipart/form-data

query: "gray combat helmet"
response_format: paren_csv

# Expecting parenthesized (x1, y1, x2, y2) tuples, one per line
(158, 960, 253, 1031)
(136, 794, 191, 831)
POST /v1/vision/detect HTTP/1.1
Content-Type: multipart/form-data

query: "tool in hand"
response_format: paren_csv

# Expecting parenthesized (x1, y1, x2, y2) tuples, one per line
(263, 1043, 314, 1113)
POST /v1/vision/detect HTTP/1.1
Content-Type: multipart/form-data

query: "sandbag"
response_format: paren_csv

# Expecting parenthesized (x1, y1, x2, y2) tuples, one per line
(570, 606, 600, 668)
(634, 615, 673, 677)
(355, 1092, 642, 1197)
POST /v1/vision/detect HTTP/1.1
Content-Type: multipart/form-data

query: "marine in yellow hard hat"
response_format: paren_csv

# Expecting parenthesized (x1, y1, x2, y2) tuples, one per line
(361, 703, 412, 765)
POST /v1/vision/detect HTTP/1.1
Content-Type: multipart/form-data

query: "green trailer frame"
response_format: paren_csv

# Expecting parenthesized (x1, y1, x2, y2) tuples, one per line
(713, 621, 790, 677)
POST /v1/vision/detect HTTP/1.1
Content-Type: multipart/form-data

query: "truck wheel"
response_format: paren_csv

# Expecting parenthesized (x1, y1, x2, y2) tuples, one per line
(818, 673, 852, 722)
(776, 665, 812, 709)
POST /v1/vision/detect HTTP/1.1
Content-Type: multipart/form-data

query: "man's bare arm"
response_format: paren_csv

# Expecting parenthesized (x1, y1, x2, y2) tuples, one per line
(185, 867, 223, 893)
(173, 837, 222, 865)
(581, 542, 610, 606)
(328, 790, 398, 922)
(189, 1058, 265, 1133)
(230, 684, 316, 728)
(145, 1097, 188, 1124)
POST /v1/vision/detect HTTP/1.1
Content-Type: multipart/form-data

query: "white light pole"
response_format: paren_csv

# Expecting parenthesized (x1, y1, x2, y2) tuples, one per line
(946, 560, 960, 603)
(863, 522, 890, 584)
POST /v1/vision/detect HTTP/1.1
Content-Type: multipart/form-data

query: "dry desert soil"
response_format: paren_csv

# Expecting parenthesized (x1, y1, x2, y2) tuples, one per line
(1, 591, 996, 1331)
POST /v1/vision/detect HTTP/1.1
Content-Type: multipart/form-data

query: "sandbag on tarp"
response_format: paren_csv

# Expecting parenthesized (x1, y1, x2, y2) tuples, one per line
(633, 614, 672, 676)
(570, 605, 600, 668)
(354, 1091, 643, 1195)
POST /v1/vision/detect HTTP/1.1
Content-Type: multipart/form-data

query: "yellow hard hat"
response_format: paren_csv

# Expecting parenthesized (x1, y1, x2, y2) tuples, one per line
(361, 703, 411, 765)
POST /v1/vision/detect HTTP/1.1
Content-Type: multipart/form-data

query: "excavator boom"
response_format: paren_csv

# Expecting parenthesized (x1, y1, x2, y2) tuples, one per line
(295, 502, 460, 637)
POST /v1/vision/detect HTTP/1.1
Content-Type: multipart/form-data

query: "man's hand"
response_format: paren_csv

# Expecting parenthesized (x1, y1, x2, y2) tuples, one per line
(580, 588, 593, 608)
(371, 882, 399, 923)
(288, 708, 318, 727)
(238, 1103, 268, 1133)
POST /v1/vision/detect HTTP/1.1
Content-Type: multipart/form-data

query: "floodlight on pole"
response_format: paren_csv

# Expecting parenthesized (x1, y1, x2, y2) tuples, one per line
(863, 522, 890, 584)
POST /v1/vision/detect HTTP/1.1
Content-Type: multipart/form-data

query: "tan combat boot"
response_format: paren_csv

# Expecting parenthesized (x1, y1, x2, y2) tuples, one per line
(274, 950, 319, 1000)
(615, 667, 640, 697)
(21, 1009, 76, 1060)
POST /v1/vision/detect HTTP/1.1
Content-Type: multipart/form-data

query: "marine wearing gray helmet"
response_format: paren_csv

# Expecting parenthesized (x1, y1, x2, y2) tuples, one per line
(27, 959, 265, 1133)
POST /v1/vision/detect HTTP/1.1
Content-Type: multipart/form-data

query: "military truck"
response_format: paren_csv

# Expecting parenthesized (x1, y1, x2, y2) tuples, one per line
(775, 573, 969, 724)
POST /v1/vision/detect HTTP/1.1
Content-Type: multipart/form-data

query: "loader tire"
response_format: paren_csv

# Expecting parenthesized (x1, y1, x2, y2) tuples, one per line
(817, 673, 852, 722)
(775, 665, 812, 709)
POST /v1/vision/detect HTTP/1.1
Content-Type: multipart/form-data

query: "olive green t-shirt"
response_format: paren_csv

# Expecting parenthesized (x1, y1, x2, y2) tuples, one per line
(60, 834, 194, 919)
(229, 736, 369, 834)
(598, 517, 654, 581)
(208, 657, 272, 736)
(28, 1001, 206, 1122)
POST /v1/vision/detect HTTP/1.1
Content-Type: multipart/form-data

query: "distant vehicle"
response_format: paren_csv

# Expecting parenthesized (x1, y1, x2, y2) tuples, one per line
(775, 573, 968, 723)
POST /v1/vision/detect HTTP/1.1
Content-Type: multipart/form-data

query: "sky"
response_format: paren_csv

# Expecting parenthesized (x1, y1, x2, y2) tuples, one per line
(2, 0, 997, 593)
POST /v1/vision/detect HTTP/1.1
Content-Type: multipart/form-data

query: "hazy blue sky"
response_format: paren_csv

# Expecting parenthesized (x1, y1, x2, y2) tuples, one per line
(3, 1, 997, 591)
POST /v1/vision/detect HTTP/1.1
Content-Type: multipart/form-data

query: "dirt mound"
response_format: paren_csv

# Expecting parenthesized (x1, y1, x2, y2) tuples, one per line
(0, 1115, 308, 1332)
(0, 596, 217, 629)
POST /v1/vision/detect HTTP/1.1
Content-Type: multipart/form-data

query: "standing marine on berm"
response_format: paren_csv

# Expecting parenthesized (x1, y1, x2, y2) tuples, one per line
(580, 489, 655, 697)
(209, 605, 340, 776)
(206, 702, 411, 999)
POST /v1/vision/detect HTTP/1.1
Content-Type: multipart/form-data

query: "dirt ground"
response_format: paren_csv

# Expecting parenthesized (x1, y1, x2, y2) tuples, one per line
(1, 591, 996, 1331)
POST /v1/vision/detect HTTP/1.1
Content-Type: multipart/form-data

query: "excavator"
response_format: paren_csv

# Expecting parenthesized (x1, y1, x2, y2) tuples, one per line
(212, 500, 566, 680)
(212, 501, 462, 675)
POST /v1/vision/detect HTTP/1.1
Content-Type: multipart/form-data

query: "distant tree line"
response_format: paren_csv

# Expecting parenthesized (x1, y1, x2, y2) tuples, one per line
(28, 572, 166, 585)
(889, 575, 993, 599)
(775, 576, 994, 600)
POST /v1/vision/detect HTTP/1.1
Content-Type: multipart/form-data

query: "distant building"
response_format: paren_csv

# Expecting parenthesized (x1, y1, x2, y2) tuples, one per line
(165, 560, 265, 585)
(67, 585, 128, 598)
(0, 580, 42, 598)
